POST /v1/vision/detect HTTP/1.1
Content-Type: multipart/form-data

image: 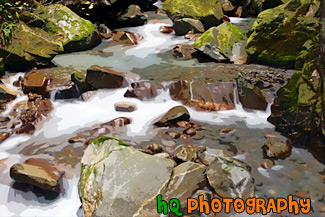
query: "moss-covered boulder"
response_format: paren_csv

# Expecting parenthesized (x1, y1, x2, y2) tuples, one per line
(194, 22, 248, 64)
(0, 58, 5, 76)
(162, 0, 224, 30)
(246, 0, 320, 67)
(0, 23, 64, 71)
(0, 4, 100, 71)
(268, 38, 325, 164)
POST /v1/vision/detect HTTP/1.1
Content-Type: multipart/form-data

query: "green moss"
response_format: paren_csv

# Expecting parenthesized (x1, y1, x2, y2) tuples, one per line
(297, 83, 317, 105)
(91, 136, 130, 147)
(163, 0, 220, 18)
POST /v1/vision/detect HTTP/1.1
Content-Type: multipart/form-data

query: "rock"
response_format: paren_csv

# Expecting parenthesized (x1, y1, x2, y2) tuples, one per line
(147, 143, 163, 153)
(10, 163, 64, 192)
(173, 144, 198, 162)
(114, 102, 136, 112)
(154, 106, 190, 127)
(193, 133, 205, 140)
(176, 121, 193, 128)
(246, 0, 320, 67)
(0, 58, 5, 76)
(169, 80, 236, 111)
(179, 134, 192, 143)
(0, 4, 100, 71)
(220, 0, 236, 12)
(0, 132, 10, 144)
(159, 26, 174, 34)
(197, 145, 207, 153)
(263, 141, 292, 159)
(116, 5, 148, 27)
(194, 22, 248, 64)
(219, 127, 234, 134)
(155, 152, 170, 158)
(173, 18, 205, 35)
(0, 84, 17, 104)
(79, 138, 175, 217)
(173, 44, 197, 60)
(124, 81, 158, 100)
(203, 148, 255, 199)
(183, 127, 196, 136)
(249, 0, 286, 15)
(97, 24, 112, 39)
(36, 4, 101, 53)
(165, 131, 181, 139)
(22, 68, 85, 99)
(68, 135, 87, 144)
(102, 117, 131, 127)
(112, 30, 143, 45)
(16, 99, 53, 135)
(86, 65, 132, 89)
(164, 162, 207, 201)
(163, 0, 224, 30)
(261, 159, 275, 169)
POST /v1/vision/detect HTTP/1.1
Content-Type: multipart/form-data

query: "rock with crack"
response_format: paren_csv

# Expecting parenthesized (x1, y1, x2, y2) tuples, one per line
(79, 138, 175, 217)
(201, 148, 255, 199)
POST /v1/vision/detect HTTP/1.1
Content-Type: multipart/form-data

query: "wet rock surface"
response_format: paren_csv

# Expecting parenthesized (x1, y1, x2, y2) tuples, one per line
(112, 30, 144, 45)
(154, 106, 190, 127)
(263, 141, 292, 159)
(124, 81, 158, 100)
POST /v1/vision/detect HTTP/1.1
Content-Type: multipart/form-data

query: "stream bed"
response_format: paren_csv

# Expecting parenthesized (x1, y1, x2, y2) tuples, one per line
(0, 8, 324, 217)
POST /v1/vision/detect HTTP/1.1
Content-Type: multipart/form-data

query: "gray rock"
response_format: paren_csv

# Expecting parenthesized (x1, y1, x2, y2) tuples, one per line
(203, 148, 255, 199)
(173, 144, 198, 162)
(164, 162, 207, 202)
(173, 18, 205, 35)
(79, 138, 175, 217)
(116, 5, 148, 27)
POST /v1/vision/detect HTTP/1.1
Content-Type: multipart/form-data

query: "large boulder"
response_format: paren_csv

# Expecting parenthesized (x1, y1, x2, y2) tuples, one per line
(246, 0, 320, 67)
(201, 148, 255, 199)
(115, 5, 148, 27)
(162, 0, 224, 30)
(0, 4, 100, 71)
(194, 22, 248, 64)
(268, 36, 325, 163)
(79, 138, 175, 217)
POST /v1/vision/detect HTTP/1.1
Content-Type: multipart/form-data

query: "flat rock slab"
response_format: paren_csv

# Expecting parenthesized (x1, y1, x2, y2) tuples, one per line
(10, 162, 64, 192)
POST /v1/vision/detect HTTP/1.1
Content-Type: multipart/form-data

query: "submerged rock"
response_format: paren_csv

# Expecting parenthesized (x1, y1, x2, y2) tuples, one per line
(173, 18, 205, 35)
(173, 144, 198, 162)
(194, 22, 248, 64)
(10, 162, 64, 192)
(116, 5, 148, 27)
(112, 30, 143, 45)
(162, 0, 223, 30)
(203, 148, 255, 199)
(124, 81, 158, 100)
(86, 65, 132, 89)
(263, 141, 292, 159)
(246, 0, 320, 67)
(154, 106, 190, 127)
(173, 44, 197, 60)
(79, 138, 174, 217)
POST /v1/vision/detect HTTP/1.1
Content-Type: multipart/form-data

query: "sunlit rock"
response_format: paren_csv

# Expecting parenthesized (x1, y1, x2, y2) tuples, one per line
(194, 22, 248, 64)
(114, 101, 136, 112)
(112, 30, 143, 45)
(202, 148, 255, 199)
(79, 138, 174, 217)
(162, 0, 223, 30)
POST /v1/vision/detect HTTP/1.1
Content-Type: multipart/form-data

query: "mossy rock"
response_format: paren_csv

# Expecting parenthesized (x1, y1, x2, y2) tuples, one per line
(246, 0, 320, 67)
(162, 0, 224, 29)
(35, 4, 101, 53)
(0, 23, 64, 71)
(194, 22, 248, 63)
(0, 58, 5, 76)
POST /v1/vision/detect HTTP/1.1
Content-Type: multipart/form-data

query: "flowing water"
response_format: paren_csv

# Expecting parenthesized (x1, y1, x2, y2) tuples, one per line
(0, 7, 324, 217)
